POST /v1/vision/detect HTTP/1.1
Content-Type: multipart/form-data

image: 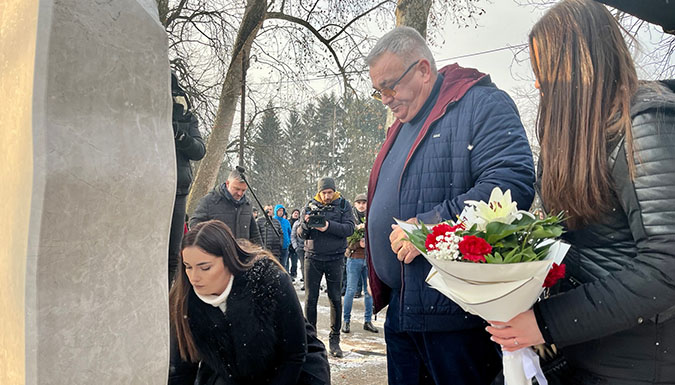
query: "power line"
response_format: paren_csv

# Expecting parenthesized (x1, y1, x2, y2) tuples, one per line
(247, 42, 529, 86)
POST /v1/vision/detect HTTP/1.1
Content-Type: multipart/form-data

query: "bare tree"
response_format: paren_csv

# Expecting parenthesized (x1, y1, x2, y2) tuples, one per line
(160, 0, 490, 213)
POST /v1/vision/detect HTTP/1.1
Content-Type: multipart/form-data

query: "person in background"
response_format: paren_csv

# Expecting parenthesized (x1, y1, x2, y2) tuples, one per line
(168, 220, 330, 385)
(289, 208, 301, 280)
(189, 169, 261, 246)
(352, 194, 367, 298)
(365, 26, 535, 384)
(274, 204, 292, 272)
(257, 205, 283, 261)
(342, 193, 377, 334)
(487, 1, 675, 383)
(298, 177, 355, 358)
(168, 72, 205, 286)
(291, 214, 306, 288)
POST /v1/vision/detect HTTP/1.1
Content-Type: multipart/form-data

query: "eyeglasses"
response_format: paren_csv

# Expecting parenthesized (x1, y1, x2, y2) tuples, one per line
(371, 59, 420, 101)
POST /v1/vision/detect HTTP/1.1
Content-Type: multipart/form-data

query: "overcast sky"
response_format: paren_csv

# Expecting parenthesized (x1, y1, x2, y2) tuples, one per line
(241, 0, 672, 145)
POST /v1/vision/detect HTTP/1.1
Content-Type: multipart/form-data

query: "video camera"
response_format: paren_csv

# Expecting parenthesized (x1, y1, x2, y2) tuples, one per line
(305, 202, 333, 229)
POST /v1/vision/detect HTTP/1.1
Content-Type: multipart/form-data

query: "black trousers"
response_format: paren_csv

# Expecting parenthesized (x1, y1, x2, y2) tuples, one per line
(168, 194, 187, 286)
(304, 257, 343, 339)
(297, 248, 305, 280)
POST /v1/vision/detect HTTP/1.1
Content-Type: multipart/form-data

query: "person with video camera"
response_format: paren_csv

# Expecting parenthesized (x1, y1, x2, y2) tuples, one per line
(169, 72, 205, 286)
(298, 177, 355, 358)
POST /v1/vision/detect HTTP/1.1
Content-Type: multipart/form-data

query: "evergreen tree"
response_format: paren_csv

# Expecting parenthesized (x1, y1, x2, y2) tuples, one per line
(249, 104, 285, 206)
(341, 96, 387, 201)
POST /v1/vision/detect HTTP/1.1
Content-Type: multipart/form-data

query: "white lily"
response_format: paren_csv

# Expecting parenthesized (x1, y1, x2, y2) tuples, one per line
(462, 187, 534, 230)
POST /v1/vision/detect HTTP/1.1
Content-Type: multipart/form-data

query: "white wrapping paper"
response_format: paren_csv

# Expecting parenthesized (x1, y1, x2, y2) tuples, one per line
(396, 219, 570, 385)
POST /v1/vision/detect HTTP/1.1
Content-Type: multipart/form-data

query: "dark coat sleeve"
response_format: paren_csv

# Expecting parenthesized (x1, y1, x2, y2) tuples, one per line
(416, 89, 536, 224)
(267, 272, 307, 384)
(174, 114, 206, 161)
(297, 205, 311, 240)
(189, 194, 211, 228)
(168, 327, 198, 385)
(535, 111, 675, 348)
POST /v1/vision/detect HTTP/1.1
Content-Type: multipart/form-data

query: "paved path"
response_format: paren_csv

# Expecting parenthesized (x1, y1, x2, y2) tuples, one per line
(293, 280, 388, 385)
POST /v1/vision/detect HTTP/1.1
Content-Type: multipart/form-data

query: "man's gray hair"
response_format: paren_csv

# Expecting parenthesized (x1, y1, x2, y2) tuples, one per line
(366, 26, 437, 74)
(227, 169, 245, 182)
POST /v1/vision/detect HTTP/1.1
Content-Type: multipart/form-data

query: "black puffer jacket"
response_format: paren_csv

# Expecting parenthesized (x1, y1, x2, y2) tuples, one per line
(189, 185, 262, 245)
(257, 216, 283, 259)
(298, 194, 355, 261)
(173, 108, 205, 195)
(169, 258, 330, 385)
(534, 81, 675, 384)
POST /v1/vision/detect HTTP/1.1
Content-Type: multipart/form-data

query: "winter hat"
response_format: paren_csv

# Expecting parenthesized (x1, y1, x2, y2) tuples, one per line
(317, 177, 336, 193)
(354, 193, 367, 202)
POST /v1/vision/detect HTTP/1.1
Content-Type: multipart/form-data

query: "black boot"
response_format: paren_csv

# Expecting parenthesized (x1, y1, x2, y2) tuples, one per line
(329, 337, 343, 358)
(342, 322, 350, 333)
(363, 321, 379, 333)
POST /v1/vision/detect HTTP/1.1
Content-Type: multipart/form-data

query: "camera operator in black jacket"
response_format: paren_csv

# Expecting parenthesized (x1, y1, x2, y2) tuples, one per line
(298, 177, 355, 358)
(169, 72, 205, 286)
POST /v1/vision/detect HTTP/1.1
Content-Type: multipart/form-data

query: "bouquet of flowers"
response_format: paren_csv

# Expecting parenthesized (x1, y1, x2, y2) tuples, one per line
(397, 187, 569, 385)
(347, 217, 365, 245)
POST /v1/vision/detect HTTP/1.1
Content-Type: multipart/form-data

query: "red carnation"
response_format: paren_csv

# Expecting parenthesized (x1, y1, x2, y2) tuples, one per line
(425, 233, 439, 251)
(543, 263, 566, 288)
(426, 223, 464, 251)
(458, 235, 492, 263)
(431, 223, 454, 237)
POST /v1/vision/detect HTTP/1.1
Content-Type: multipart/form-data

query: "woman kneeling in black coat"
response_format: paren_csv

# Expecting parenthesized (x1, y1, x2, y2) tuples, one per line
(169, 220, 330, 385)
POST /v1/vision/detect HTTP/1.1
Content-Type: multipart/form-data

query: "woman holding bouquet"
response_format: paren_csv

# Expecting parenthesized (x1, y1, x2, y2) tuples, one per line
(487, 0, 675, 383)
(168, 220, 330, 385)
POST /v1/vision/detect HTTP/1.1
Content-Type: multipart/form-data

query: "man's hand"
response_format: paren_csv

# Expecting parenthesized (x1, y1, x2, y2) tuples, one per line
(389, 217, 420, 264)
(356, 223, 365, 230)
(317, 221, 329, 232)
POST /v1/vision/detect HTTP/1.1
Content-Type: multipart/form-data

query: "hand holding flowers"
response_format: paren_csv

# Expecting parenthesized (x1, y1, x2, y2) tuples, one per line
(396, 187, 570, 385)
(390, 217, 421, 264)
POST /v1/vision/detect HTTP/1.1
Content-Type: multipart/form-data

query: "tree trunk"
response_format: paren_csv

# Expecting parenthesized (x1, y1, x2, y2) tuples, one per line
(384, 0, 433, 128)
(186, 0, 268, 214)
(156, 0, 169, 26)
(396, 0, 433, 37)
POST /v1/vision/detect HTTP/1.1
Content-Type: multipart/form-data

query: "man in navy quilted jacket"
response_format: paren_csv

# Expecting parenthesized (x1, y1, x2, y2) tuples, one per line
(365, 27, 536, 385)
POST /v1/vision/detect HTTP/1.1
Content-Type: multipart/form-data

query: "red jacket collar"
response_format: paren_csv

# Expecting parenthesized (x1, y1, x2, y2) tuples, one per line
(366, 63, 488, 208)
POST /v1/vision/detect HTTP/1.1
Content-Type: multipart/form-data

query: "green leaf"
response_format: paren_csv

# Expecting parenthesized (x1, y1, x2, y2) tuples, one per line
(484, 222, 524, 244)
(501, 248, 520, 263)
(529, 225, 564, 240)
(484, 252, 505, 264)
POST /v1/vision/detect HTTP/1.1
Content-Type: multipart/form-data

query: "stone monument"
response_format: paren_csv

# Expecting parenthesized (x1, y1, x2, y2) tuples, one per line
(1, 0, 173, 383)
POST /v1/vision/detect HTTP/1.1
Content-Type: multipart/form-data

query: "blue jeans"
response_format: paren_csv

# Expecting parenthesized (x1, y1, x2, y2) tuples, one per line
(279, 248, 289, 272)
(343, 257, 373, 323)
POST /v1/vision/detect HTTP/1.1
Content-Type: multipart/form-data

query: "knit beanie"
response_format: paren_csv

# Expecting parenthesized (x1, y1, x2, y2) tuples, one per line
(317, 176, 336, 193)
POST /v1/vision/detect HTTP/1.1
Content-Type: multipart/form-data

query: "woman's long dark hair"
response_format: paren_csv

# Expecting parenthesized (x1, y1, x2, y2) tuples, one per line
(529, 0, 638, 229)
(169, 220, 273, 362)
